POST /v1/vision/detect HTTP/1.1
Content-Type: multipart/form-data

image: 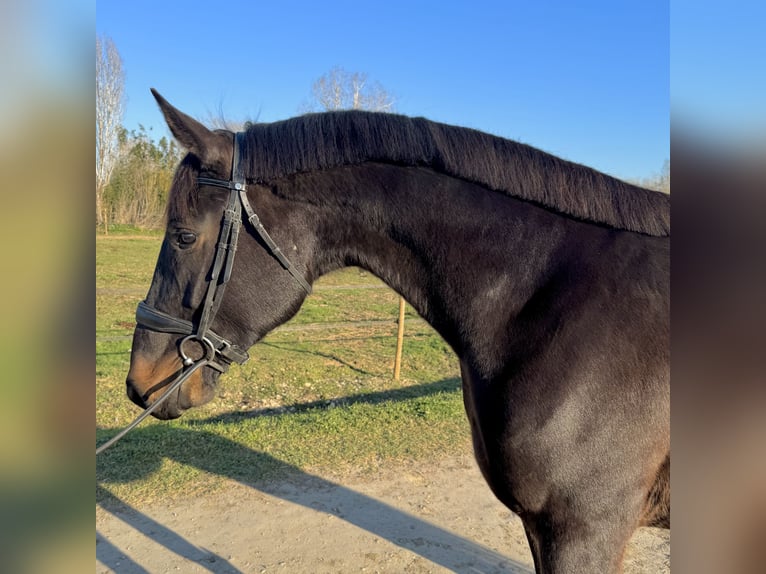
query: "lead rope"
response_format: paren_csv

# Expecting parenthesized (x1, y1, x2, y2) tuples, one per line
(96, 357, 210, 455)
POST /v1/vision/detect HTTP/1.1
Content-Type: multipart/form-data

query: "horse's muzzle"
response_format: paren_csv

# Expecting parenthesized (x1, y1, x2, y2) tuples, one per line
(125, 375, 184, 419)
(125, 379, 147, 409)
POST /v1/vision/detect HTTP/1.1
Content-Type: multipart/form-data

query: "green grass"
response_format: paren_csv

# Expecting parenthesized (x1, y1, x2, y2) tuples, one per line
(97, 234, 468, 506)
(97, 223, 164, 236)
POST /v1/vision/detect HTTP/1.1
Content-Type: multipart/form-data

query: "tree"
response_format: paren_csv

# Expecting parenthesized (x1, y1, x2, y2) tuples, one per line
(634, 159, 670, 194)
(304, 67, 403, 376)
(96, 35, 125, 230)
(104, 125, 181, 228)
(305, 66, 395, 112)
(657, 159, 670, 194)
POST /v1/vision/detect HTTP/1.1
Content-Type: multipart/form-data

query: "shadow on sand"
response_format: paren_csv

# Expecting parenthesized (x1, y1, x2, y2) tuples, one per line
(97, 379, 531, 573)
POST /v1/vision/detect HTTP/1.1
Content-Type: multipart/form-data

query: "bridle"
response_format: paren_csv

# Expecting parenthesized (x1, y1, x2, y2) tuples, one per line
(138, 131, 312, 371)
(97, 132, 311, 455)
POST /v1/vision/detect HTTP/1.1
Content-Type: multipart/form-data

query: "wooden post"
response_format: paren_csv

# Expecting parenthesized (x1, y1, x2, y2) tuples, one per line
(394, 296, 406, 380)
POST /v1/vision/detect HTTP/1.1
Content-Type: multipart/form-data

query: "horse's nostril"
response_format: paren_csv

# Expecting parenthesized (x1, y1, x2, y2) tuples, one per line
(125, 380, 147, 408)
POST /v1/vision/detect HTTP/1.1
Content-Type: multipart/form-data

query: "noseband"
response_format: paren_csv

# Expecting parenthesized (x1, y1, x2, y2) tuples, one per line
(136, 132, 312, 372)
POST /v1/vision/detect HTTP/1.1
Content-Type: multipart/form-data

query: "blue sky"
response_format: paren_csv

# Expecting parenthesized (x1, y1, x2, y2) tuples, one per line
(97, 1, 669, 181)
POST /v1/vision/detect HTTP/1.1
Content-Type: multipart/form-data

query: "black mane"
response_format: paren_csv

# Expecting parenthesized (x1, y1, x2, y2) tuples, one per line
(240, 111, 669, 236)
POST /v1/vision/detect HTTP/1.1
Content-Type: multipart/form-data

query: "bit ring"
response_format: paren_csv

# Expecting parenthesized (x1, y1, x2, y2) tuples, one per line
(178, 335, 216, 367)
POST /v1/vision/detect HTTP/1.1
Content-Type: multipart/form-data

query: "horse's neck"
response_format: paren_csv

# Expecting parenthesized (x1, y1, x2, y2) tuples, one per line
(296, 163, 574, 361)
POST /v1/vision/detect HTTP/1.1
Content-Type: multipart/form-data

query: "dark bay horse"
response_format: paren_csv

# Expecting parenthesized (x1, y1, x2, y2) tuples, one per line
(126, 89, 669, 573)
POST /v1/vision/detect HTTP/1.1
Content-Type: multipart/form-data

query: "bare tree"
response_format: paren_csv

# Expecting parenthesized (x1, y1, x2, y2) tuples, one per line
(657, 158, 670, 194)
(305, 66, 395, 112)
(304, 67, 401, 375)
(633, 159, 670, 194)
(96, 35, 125, 230)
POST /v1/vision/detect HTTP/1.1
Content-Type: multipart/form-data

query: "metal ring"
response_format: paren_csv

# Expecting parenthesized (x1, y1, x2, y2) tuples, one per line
(178, 334, 216, 367)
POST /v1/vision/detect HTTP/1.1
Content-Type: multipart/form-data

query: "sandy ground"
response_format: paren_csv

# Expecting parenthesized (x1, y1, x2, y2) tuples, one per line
(96, 455, 669, 573)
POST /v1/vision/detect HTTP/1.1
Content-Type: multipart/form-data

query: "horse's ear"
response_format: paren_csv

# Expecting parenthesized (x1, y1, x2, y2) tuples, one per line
(150, 88, 231, 171)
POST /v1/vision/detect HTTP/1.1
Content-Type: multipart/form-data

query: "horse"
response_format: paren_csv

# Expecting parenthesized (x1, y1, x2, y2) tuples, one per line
(125, 89, 669, 573)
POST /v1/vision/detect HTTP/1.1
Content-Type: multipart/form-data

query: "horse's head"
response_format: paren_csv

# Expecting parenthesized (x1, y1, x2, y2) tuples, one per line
(126, 90, 311, 419)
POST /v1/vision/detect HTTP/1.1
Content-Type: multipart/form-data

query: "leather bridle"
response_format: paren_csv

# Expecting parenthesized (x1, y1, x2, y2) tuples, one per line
(97, 132, 311, 455)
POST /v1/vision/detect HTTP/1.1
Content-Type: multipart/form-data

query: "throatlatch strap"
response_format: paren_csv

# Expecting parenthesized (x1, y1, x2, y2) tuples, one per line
(238, 189, 312, 294)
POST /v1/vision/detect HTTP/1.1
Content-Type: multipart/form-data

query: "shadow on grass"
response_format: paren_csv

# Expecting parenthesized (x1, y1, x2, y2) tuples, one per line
(97, 378, 530, 573)
(259, 340, 373, 375)
(191, 376, 462, 424)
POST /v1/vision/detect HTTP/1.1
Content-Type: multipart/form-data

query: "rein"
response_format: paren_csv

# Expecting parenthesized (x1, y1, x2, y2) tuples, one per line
(97, 132, 311, 455)
(96, 359, 210, 455)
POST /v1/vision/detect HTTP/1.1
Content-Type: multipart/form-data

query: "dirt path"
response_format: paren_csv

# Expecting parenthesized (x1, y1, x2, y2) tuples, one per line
(96, 455, 669, 573)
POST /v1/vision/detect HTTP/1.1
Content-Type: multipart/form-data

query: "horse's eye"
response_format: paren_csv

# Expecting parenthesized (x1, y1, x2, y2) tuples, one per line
(178, 232, 197, 247)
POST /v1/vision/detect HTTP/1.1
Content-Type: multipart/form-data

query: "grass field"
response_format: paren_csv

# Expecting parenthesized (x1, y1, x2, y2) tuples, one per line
(96, 231, 469, 505)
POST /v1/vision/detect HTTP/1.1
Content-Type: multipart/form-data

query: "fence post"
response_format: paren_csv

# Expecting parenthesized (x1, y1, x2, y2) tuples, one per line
(394, 296, 406, 380)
